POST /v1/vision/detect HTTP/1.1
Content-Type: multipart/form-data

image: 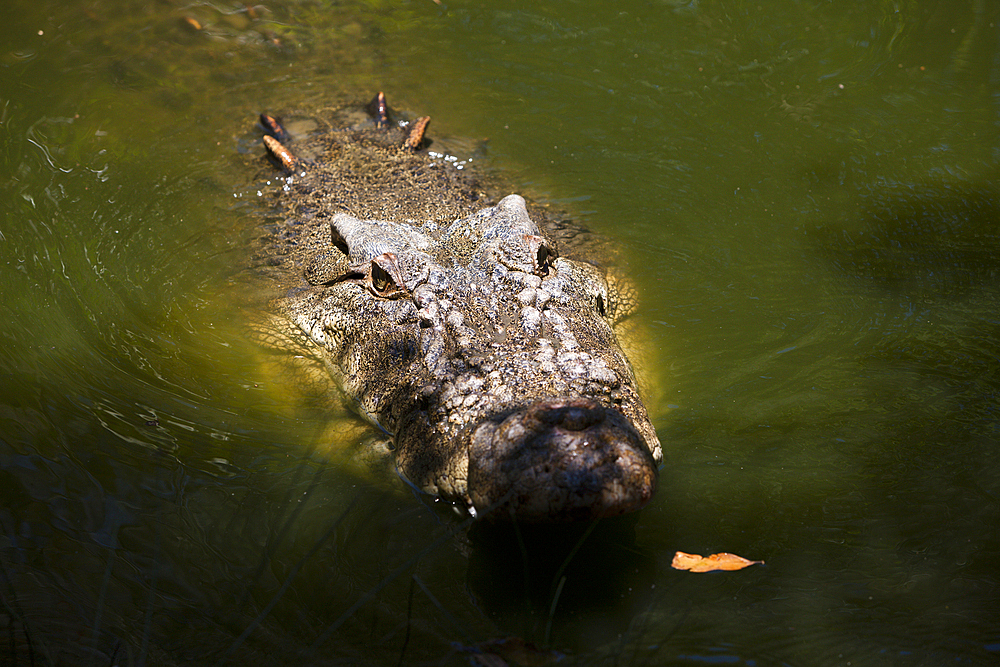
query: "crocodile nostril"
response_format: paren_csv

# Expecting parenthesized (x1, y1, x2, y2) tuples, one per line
(557, 406, 604, 431)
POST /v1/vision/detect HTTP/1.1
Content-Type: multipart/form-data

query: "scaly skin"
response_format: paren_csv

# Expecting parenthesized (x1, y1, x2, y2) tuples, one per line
(253, 96, 661, 521)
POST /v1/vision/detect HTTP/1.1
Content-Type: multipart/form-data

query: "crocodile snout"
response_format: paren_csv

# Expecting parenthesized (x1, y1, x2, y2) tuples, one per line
(539, 402, 604, 431)
(465, 397, 658, 522)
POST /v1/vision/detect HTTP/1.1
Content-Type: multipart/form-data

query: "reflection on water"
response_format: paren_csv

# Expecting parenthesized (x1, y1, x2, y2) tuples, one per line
(2, 0, 1000, 665)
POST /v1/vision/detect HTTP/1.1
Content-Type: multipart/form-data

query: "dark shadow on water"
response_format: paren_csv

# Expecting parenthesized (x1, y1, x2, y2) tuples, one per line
(811, 169, 1000, 432)
(466, 514, 657, 651)
(813, 174, 1000, 296)
(800, 170, 1000, 664)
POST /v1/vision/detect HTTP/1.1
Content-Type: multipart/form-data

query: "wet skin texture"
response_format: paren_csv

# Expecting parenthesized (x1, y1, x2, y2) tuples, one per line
(252, 98, 661, 521)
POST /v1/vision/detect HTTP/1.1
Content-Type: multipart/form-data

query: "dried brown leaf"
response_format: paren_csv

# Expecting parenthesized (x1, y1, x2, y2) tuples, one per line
(672, 551, 763, 572)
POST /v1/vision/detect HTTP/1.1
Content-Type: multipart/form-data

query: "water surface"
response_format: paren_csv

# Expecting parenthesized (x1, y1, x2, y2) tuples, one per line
(2, 0, 999, 664)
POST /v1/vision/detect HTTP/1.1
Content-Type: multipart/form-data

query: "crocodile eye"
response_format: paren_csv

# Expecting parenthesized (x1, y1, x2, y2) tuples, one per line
(535, 246, 549, 268)
(536, 244, 552, 272)
(595, 293, 607, 318)
(521, 234, 556, 276)
(367, 253, 409, 298)
(371, 261, 395, 295)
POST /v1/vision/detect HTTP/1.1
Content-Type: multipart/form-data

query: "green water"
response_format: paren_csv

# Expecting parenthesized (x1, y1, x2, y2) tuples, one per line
(2, 0, 999, 664)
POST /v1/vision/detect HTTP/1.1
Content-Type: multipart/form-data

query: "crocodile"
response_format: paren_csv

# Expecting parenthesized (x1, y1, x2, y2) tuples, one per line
(251, 94, 662, 522)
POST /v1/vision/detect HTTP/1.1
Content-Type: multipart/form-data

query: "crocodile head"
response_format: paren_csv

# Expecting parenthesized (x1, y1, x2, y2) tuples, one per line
(283, 194, 661, 521)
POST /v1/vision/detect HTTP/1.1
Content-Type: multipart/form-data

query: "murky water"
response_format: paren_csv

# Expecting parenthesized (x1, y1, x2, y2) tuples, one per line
(2, 0, 999, 664)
